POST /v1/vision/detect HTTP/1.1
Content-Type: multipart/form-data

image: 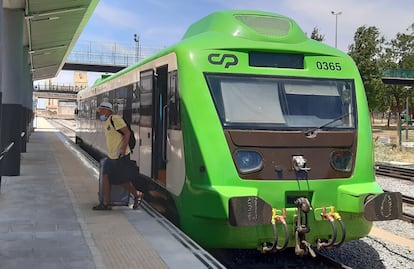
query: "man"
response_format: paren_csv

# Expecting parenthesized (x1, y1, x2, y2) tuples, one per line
(92, 101, 143, 210)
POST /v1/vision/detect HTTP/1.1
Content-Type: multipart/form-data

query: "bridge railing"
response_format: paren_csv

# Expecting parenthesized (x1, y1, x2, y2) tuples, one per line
(66, 40, 164, 67)
(67, 51, 136, 66)
(383, 68, 414, 79)
(33, 84, 85, 92)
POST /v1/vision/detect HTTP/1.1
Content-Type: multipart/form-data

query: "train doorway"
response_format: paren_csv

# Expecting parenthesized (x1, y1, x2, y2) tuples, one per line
(153, 65, 168, 186)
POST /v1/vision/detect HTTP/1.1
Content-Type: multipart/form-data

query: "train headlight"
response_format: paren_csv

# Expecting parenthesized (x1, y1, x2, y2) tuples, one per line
(330, 150, 353, 172)
(235, 150, 263, 174)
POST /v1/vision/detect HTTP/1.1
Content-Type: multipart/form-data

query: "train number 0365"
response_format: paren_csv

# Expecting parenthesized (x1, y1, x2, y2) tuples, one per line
(316, 61, 342, 71)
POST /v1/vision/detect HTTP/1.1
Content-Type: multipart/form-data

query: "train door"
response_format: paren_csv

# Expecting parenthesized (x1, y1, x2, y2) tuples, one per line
(153, 65, 168, 186)
(139, 70, 154, 177)
(165, 70, 186, 195)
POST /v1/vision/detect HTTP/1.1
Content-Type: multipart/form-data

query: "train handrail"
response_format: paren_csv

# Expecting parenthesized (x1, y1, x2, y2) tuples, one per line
(161, 104, 168, 162)
(0, 142, 15, 161)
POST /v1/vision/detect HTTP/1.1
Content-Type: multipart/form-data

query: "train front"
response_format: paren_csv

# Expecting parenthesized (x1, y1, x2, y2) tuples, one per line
(176, 10, 402, 255)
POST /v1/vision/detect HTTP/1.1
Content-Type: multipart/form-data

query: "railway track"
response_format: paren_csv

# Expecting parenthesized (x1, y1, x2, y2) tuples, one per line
(375, 163, 414, 182)
(211, 248, 352, 269)
(400, 194, 414, 224)
(375, 163, 414, 223)
(47, 118, 76, 139)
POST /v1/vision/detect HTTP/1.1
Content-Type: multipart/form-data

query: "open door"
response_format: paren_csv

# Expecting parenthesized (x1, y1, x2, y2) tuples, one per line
(153, 65, 168, 186)
(139, 66, 168, 184)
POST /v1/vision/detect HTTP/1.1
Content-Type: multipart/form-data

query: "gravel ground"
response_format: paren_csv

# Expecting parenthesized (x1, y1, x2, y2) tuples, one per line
(375, 175, 414, 240)
(320, 175, 414, 268)
(319, 236, 413, 269)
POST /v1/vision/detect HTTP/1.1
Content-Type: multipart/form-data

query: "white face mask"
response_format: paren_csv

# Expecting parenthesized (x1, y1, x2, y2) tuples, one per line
(100, 115, 108, 121)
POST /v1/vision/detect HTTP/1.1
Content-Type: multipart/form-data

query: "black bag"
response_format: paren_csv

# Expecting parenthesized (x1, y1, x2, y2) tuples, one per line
(131, 173, 150, 194)
(116, 156, 149, 193)
(116, 156, 139, 184)
(110, 116, 136, 151)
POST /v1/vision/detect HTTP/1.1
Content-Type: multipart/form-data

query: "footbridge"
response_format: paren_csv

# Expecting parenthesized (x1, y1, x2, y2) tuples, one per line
(63, 40, 162, 73)
(33, 88, 78, 100)
(35, 40, 163, 100)
(382, 68, 414, 85)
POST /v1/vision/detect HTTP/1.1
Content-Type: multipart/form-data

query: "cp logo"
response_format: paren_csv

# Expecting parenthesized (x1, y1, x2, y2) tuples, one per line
(208, 53, 238, 68)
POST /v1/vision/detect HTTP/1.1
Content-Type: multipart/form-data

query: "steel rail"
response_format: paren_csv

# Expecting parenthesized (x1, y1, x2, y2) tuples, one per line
(401, 194, 414, 224)
(375, 163, 414, 182)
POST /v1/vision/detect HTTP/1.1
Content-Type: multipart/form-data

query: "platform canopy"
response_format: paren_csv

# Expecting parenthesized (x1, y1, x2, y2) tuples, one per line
(2, 0, 99, 81)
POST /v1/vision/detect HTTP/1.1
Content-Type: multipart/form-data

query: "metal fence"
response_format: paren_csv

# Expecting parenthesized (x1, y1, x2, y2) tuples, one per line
(66, 41, 164, 66)
(33, 84, 83, 92)
(383, 68, 414, 79)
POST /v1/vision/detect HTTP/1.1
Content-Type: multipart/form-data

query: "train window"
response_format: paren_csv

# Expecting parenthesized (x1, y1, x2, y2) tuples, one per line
(140, 71, 154, 128)
(220, 79, 285, 124)
(131, 83, 140, 124)
(283, 80, 354, 128)
(90, 98, 97, 120)
(113, 87, 128, 116)
(168, 70, 181, 129)
(205, 74, 356, 130)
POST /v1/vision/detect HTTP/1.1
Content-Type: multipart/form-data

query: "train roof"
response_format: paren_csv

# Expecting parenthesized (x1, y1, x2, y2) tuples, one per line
(179, 10, 343, 56)
(78, 10, 347, 97)
(182, 10, 308, 44)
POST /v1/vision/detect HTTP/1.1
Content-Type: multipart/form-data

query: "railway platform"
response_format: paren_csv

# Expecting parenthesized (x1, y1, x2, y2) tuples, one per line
(0, 117, 224, 269)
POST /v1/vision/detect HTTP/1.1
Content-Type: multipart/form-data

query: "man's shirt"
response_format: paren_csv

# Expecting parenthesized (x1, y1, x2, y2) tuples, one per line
(103, 115, 131, 159)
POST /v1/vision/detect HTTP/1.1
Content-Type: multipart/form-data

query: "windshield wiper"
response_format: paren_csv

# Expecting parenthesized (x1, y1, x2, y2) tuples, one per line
(304, 113, 351, 137)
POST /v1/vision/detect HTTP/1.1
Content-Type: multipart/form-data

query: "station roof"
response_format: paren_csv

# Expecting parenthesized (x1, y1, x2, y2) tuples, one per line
(3, 0, 99, 81)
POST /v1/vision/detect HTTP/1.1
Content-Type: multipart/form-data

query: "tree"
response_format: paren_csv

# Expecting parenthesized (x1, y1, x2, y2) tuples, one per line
(310, 27, 325, 41)
(381, 25, 414, 120)
(387, 30, 414, 69)
(348, 23, 414, 126)
(348, 26, 386, 115)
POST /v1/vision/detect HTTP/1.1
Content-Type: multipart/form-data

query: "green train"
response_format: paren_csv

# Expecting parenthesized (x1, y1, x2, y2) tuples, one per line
(76, 10, 402, 255)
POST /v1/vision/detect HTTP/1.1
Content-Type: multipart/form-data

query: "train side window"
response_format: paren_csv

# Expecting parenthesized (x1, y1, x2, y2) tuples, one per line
(85, 100, 91, 119)
(90, 98, 97, 119)
(168, 70, 181, 130)
(132, 82, 140, 124)
(113, 86, 128, 115)
(140, 70, 154, 128)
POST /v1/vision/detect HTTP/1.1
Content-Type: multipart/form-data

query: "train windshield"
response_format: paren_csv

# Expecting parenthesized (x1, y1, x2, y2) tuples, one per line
(205, 74, 356, 130)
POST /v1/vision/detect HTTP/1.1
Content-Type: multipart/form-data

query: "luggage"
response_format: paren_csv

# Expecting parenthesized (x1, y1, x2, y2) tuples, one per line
(99, 158, 130, 206)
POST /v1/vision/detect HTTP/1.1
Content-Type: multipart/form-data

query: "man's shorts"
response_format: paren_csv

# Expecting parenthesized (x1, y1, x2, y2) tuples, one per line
(101, 155, 131, 185)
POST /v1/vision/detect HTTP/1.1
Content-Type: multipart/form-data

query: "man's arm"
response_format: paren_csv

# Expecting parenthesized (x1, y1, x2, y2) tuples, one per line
(118, 126, 130, 156)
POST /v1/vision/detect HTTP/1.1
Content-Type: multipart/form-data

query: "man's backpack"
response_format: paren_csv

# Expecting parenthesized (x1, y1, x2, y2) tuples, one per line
(110, 116, 136, 152)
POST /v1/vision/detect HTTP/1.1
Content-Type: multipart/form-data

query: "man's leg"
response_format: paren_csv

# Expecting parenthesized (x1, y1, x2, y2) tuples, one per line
(92, 175, 112, 210)
(120, 182, 143, 209)
(120, 182, 141, 197)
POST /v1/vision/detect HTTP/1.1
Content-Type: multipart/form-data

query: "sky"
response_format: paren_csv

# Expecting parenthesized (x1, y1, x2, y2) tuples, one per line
(34, 0, 414, 87)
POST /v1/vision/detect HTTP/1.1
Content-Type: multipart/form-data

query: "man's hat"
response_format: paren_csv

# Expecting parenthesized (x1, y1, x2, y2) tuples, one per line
(98, 101, 113, 111)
